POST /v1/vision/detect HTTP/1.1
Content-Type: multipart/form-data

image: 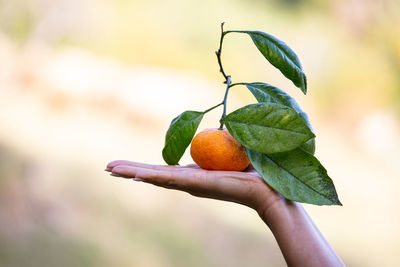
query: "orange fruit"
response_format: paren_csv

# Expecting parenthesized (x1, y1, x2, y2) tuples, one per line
(190, 128, 250, 171)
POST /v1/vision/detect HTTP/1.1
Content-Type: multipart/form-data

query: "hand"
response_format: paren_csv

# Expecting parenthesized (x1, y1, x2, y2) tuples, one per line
(105, 160, 345, 267)
(106, 160, 283, 215)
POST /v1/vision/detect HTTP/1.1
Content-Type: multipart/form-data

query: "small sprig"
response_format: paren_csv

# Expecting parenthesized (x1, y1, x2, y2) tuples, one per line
(215, 22, 232, 129)
(161, 23, 341, 206)
(215, 22, 229, 83)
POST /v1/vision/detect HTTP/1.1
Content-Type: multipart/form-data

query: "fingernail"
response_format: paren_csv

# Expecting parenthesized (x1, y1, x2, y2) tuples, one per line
(133, 178, 144, 182)
(110, 173, 122, 177)
(105, 168, 112, 172)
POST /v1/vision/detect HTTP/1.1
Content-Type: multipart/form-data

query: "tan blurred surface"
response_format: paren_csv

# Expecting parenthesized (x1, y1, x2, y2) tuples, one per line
(1, 0, 400, 266)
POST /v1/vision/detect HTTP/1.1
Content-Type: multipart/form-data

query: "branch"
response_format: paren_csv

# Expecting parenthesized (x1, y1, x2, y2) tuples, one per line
(216, 22, 229, 83)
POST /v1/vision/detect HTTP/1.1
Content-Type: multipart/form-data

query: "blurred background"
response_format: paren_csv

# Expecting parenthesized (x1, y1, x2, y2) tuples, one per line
(0, 0, 399, 266)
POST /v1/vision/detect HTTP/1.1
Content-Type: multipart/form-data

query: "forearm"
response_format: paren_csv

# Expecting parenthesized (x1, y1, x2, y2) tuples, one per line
(259, 199, 345, 267)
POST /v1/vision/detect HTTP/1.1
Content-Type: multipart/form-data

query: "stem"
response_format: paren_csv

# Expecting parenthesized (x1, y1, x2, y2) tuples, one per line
(203, 102, 224, 114)
(215, 23, 233, 130)
(219, 76, 232, 130)
(216, 22, 229, 83)
(214, 25, 256, 129)
(229, 82, 246, 88)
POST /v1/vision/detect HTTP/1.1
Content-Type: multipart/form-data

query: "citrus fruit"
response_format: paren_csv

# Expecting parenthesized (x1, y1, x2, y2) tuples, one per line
(190, 128, 250, 171)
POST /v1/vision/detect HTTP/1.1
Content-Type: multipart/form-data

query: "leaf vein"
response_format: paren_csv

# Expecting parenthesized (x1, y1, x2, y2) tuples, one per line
(264, 154, 336, 202)
(227, 121, 311, 136)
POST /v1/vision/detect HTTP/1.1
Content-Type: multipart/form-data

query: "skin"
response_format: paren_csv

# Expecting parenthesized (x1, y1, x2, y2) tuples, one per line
(105, 160, 345, 267)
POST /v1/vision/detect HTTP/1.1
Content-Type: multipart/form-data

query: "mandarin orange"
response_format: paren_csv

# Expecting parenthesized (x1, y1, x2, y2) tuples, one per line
(190, 128, 250, 171)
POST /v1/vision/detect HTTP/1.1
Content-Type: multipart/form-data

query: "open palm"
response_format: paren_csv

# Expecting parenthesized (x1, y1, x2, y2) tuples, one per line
(106, 160, 281, 212)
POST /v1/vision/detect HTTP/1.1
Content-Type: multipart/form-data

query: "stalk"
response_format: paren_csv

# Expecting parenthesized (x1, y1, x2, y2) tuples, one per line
(215, 22, 232, 130)
(216, 22, 229, 83)
(219, 76, 231, 130)
(203, 102, 224, 114)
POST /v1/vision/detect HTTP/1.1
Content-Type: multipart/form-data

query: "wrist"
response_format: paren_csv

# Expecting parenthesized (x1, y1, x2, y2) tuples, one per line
(256, 194, 297, 227)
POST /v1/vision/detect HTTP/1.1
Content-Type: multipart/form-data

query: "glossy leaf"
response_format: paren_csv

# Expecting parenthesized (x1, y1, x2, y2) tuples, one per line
(162, 111, 204, 165)
(300, 138, 315, 155)
(222, 103, 315, 154)
(245, 82, 315, 154)
(247, 148, 341, 205)
(230, 31, 307, 94)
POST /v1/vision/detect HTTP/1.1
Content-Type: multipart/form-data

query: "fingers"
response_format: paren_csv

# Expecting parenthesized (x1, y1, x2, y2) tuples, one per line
(110, 165, 204, 191)
(109, 164, 257, 192)
(111, 165, 166, 179)
(111, 165, 183, 187)
(107, 164, 270, 209)
(106, 160, 199, 172)
(106, 160, 180, 172)
(106, 160, 168, 170)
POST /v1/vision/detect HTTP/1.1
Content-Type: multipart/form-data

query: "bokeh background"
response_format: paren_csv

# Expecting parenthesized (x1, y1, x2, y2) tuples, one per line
(1, 0, 399, 266)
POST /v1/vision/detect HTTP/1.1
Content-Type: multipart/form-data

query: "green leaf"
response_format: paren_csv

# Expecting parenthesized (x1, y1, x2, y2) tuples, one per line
(222, 103, 315, 154)
(245, 82, 315, 154)
(300, 139, 315, 155)
(230, 31, 307, 94)
(162, 111, 204, 165)
(247, 148, 341, 205)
